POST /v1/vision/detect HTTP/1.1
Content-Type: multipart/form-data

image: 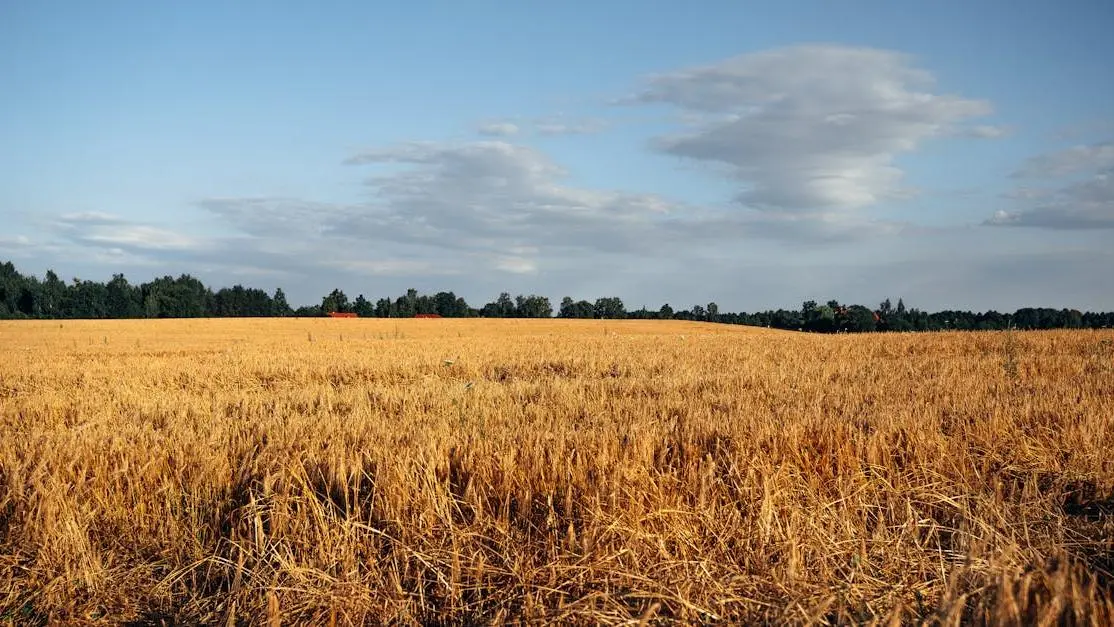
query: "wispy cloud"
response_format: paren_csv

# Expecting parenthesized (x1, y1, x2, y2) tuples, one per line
(1010, 141, 1114, 179)
(473, 115, 609, 138)
(476, 121, 520, 137)
(1051, 119, 1114, 141)
(0, 234, 34, 253)
(533, 115, 609, 136)
(988, 140, 1114, 229)
(620, 44, 995, 214)
(13, 44, 1109, 310)
(962, 125, 1012, 139)
(52, 213, 205, 251)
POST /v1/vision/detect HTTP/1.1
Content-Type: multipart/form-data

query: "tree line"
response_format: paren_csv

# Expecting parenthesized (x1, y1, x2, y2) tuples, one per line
(1, 260, 1111, 332)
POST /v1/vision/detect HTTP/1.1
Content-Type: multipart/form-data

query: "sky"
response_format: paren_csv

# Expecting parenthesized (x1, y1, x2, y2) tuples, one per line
(2, 1, 1112, 312)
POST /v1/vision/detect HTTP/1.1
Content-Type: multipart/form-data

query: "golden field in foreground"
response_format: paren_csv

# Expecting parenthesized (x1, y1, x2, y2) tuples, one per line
(1, 319, 1112, 625)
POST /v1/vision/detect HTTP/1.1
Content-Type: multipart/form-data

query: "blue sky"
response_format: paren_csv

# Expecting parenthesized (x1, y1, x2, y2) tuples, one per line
(2, 0, 1112, 311)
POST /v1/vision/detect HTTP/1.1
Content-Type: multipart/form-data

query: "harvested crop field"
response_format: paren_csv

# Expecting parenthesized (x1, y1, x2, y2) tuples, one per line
(1, 319, 1113, 624)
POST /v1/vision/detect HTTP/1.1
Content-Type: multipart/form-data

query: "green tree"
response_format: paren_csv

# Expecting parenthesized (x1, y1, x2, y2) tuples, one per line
(374, 298, 392, 317)
(272, 288, 292, 316)
(142, 275, 210, 318)
(1062, 308, 1083, 328)
(395, 288, 418, 317)
(353, 294, 374, 317)
(842, 305, 877, 332)
(879, 298, 893, 317)
(66, 278, 108, 318)
(213, 285, 254, 316)
(807, 305, 836, 332)
(40, 270, 67, 318)
(17, 286, 35, 317)
(559, 297, 594, 319)
(433, 291, 462, 317)
(593, 297, 626, 319)
(482, 292, 516, 317)
(105, 274, 142, 318)
(515, 294, 552, 318)
(415, 293, 436, 315)
(321, 289, 351, 314)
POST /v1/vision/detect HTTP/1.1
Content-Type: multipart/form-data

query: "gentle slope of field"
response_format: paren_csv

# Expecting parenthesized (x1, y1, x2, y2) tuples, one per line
(1, 319, 1112, 624)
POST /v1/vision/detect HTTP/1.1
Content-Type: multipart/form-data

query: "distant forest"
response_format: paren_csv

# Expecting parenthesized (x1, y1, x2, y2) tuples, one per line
(1, 260, 1111, 332)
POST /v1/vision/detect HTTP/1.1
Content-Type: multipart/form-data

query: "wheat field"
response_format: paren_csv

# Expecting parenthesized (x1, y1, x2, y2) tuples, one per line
(0, 319, 1112, 625)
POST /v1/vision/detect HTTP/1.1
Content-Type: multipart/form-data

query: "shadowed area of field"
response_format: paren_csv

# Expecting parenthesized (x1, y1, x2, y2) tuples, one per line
(1, 320, 1112, 623)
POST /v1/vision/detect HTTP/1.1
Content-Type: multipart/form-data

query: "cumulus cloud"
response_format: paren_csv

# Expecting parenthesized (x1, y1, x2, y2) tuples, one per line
(621, 44, 995, 213)
(988, 141, 1114, 229)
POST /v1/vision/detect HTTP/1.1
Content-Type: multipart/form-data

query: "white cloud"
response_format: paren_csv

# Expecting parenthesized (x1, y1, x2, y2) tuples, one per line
(493, 255, 538, 274)
(533, 115, 608, 136)
(622, 44, 995, 213)
(0, 235, 35, 259)
(476, 121, 520, 137)
(55, 211, 124, 225)
(13, 45, 1109, 310)
(327, 259, 453, 276)
(1011, 141, 1114, 179)
(473, 116, 609, 138)
(0, 235, 31, 247)
(83, 225, 202, 251)
(988, 172, 1114, 229)
(33, 133, 917, 301)
(196, 197, 349, 237)
(338, 140, 677, 254)
(16, 133, 1114, 310)
(963, 125, 1012, 139)
(989, 141, 1114, 229)
(51, 214, 205, 251)
(1051, 119, 1114, 141)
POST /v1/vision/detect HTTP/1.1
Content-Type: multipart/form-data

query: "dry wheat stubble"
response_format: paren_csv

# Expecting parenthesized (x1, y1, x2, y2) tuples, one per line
(0, 319, 1112, 624)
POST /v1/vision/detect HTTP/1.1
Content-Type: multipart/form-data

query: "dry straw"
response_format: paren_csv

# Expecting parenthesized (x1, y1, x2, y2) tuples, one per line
(1, 319, 1112, 624)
